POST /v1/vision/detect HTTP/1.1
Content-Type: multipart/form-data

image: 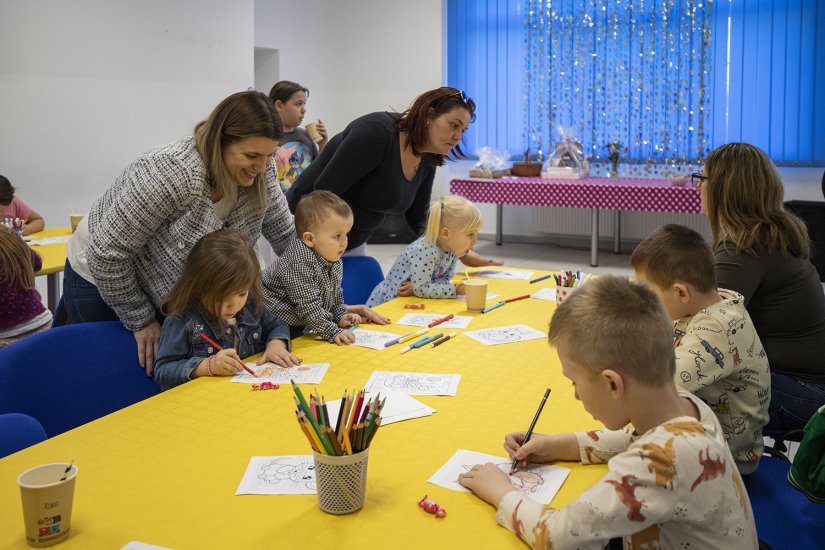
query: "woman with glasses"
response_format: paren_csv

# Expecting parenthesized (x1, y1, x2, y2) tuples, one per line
(286, 87, 500, 267)
(700, 142, 825, 433)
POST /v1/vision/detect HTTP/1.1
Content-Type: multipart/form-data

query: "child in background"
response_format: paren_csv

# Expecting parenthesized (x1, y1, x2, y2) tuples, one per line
(459, 276, 757, 549)
(0, 175, 45, 236)
(366, 195, 481, 307)
(262, 191, 388, 345)
(0, 226, 52, 347)
(631, 224, 770, 474)
(269, 81, 328, 193)
(153, 229, 300, 391)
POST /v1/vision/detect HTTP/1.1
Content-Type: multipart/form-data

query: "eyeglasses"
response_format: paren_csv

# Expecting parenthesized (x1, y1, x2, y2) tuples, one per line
(690, 172, 708, 189)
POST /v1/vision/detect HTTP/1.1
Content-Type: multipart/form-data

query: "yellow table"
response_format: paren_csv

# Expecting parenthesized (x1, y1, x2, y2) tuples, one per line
(28, 227, 71, 312)
(0, 269, 606, 549)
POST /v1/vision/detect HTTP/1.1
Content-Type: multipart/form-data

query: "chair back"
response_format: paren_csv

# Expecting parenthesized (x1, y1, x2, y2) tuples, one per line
(341, 256, 384, 305)
(0, 321, 160, 437)
(744, 454, 825, 549)
(0, 413, 47, 458)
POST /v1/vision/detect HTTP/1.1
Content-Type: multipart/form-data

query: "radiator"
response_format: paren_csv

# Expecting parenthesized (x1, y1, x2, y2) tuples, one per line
(530, 207, 711, 242)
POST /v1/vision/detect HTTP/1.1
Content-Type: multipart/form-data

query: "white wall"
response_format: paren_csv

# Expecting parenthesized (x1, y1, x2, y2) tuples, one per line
(0, 0, 256, 226)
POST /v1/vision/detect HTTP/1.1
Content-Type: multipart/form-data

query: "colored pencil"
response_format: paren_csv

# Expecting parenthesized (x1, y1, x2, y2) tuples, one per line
(431, 332, 458, 348)
(511, 388, 551, 473)
(529, 274, 553, 284)
(481, 301, 506, 313)
(296, 411, 321, 453)
(347, 323, 360, 332)
(334, 391, 347, 436)
(199, 333, 257, 377)
(428, 314, 454, 328)
(290, 381, 334, 455)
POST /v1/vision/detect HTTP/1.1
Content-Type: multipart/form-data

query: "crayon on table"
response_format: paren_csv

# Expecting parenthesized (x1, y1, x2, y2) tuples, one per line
(529, 274, 554, 284)
(481, 301, 506, 314)
(428, 314, 454, 328)
(430, 333, 457, 348)
(411, 333, 443, 349)
(400, 334, 433, 354)
(398, 328, 429, 344)
(504, 294, 530, 303)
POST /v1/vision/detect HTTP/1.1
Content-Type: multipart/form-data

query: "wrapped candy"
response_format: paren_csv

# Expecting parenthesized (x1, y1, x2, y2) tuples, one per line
(469, 147, 511, 179)
(403, 303, 426, 310)
(418, 494, 447, 518)
(251, 382, 280, 391)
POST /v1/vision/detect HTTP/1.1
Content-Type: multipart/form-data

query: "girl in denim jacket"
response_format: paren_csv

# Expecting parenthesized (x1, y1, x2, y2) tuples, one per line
(153, 230, 301, 391)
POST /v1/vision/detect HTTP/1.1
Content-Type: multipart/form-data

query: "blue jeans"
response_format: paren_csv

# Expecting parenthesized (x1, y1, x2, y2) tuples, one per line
(766, 372, 825, 434)
(61, 260, 119, 324)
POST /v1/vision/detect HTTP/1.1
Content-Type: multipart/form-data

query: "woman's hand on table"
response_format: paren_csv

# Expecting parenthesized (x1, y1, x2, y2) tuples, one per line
(346, 304, 390, 325)
(459, 249, 503, 268)
(397, 281, 414, 297)
(458, 463, 515, 508)
(134, 320, 161, 375)
(260, 339, 302, 367)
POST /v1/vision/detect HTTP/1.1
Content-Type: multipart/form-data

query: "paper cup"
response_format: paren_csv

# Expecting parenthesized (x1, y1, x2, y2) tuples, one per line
(305, 121, 323, 143)
(18, 463, 78, 547)
(69, 214, 84, 233)
(313, 449, 369, 514)
(464, 279, 488, 311)
(555, 286, 577, 306)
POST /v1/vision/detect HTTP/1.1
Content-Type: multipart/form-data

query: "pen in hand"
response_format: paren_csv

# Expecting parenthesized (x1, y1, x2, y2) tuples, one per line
(511, 388, 551, 474)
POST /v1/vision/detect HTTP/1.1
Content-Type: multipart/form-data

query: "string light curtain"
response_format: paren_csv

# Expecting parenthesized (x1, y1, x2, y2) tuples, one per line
(524, 0, 713, 176)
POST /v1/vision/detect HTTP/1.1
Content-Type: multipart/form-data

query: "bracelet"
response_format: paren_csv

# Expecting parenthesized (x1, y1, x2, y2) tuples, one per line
(206, 356, 214, 377)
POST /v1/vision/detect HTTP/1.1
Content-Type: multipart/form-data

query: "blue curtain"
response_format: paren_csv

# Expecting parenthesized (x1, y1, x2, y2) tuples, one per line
(446, 0, 825, 167)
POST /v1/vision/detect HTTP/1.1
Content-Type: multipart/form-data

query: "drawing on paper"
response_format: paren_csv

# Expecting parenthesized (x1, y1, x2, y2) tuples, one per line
(460, 463, 546, 494)
(365, 371, 461, 396)
(463, 324, 546, 346)
(232, 363, 329, 384)
(396, 313, 473, 329)
(258, 457, 316, 491)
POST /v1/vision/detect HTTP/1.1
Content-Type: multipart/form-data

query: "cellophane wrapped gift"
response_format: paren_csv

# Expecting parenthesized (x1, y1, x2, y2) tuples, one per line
(469, 147, 511, 178)
(542, 128, 589, 179)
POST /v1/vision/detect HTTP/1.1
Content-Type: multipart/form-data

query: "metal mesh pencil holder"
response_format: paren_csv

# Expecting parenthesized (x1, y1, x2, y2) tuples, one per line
(312, 448, 370, 514)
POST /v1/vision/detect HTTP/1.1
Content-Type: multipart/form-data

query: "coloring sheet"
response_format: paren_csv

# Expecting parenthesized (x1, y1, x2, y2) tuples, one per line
(428, 449, 570, 505)
(532, 287, 557, 301)
(364, 371, 461, 396)
(236, 455, 316, 495)
(396, 313, 473, 329)
(472, 269, 535, 280)
(26, 235, 72, 246)
(454, 292, 499, 301)
(350, 328, 399, 350)
(463, 324, 547, 346)
(325, 390, 437, 426)
(232, 362, 329, 384)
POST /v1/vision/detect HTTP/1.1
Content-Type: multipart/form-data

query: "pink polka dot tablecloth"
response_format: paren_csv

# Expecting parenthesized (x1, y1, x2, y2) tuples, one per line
(449, 177, 701, 213)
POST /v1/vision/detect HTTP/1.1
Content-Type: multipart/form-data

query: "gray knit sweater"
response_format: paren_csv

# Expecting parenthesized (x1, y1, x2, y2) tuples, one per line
(83, 137, 294, 331)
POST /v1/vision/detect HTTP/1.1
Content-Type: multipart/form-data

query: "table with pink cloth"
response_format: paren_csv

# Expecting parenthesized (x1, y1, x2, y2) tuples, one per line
(449, 176, 701, 266)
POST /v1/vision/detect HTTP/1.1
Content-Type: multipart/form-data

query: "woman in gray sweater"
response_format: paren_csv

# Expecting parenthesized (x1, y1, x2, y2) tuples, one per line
(63, 91, 294, 374)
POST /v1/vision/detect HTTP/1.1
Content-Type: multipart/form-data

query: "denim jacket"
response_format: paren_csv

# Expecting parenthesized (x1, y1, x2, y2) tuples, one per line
(153, 299, 290, 391)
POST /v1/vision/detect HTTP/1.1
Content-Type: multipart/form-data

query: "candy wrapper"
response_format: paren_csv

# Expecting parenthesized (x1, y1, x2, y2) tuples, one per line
(542, 127, 589, 179)
(469, 147, 511, 178)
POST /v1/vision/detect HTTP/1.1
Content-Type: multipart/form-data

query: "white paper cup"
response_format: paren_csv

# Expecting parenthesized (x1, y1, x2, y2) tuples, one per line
(18, 463, 78, 547)
(464, 279, 489, 311)
(305, 121, 323, 143)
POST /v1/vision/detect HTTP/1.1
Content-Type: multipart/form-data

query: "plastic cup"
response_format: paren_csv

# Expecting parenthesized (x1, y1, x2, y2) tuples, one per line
(313, 449, 369, 514)
(556, 286, 577, 306)
(69, 214, 84, 233)
(17, 463, 78, 547)
(464, 279, 488, 311)
(305, 121, 323, 143)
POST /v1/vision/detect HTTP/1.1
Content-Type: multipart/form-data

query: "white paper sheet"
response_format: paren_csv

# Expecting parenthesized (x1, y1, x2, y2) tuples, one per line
(120, 542, 173, 550)
(531, 287, 557, 301)
(454, 292, 499, 301)
(232, 362, 329, 384)
(324, 390, 436, 427)
(364, 371, 461, 396)
(428, 449, 570, 505)
(395, 313, 473, 329)
(350, 328, 398, 350)
(472, 269, 535, 280)
(26, 236, 72, 246)
(236, 455, 316, 495)
(462, 324, 547, 346)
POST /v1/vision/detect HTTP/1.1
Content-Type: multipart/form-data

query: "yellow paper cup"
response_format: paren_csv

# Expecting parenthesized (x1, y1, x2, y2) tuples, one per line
(17, 463, 78, 547)
(464, 279, 488, 311)
(305, 121, 323, 143)
(69, 214, 84, 233)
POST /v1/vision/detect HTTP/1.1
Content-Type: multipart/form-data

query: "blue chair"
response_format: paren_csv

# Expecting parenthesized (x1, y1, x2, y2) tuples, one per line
(0, 413, 47, 458)
(744, 454, 825, 549)
(0, 321, 161, 437)
(341, 256, 384, 305)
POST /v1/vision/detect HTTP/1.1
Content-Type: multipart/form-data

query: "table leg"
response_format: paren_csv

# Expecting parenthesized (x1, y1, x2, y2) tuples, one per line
(496, 203, 503, 245)
(613, 210, 621, 254)
(591, 209, 599, 267)
(47, 273, 59, 313)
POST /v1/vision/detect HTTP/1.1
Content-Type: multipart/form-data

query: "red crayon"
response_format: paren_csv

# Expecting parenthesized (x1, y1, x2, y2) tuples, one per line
(428, 314, 454, 328)
(504, 294, 531, 303)
(199, 333, 258, 377)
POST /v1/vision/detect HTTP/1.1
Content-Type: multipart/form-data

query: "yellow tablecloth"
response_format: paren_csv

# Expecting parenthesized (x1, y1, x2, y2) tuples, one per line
(29, 227, 71, 276)
(0, 269, 606, 549)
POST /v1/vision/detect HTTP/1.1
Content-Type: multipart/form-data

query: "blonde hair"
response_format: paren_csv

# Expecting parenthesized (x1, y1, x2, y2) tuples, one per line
(193, 91, 283, 214)
(704, 142, 810, 257)
(548, 275, 675, 386)
(295, 191, 353, 236)
(161, 229, 263, 330)
(0, 225, 37, 289)
(424, 195, 482, 245)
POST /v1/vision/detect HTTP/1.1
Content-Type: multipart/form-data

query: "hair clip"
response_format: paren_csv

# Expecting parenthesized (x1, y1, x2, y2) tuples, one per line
(252, 382, 280, 391)
(403, 303, 426, 310)
(418, 495, 447, 518)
